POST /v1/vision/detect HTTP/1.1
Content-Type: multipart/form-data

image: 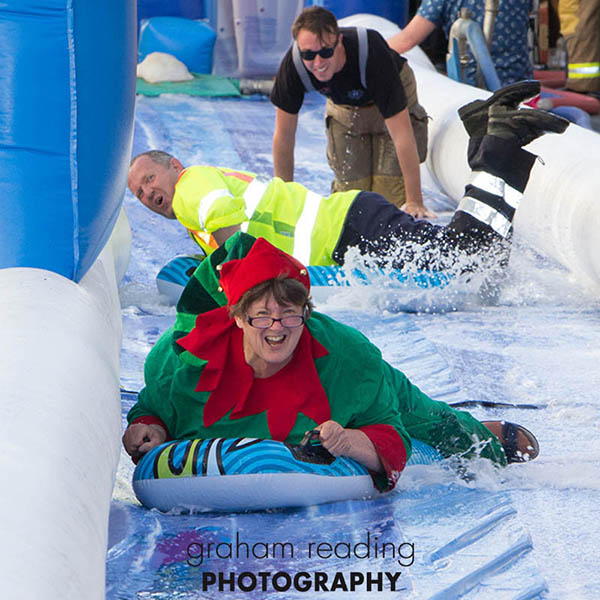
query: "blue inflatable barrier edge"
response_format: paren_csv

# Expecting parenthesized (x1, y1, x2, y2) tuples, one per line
(0, 1, 136, 282)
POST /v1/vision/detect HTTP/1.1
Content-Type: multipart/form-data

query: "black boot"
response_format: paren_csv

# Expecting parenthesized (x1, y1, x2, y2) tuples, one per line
(468, 102, 569, 191)
(448, 91, 569, 300)
(458, 80, 541, 138)
(488, 104, 570, 147)
(467, 136, 536, 196)
(451, 136, 538, 260)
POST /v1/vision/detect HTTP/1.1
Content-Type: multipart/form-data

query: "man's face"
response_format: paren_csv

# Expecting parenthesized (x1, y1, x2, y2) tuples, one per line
(296, 29, 344, 83)
(127, 155, 181, 219)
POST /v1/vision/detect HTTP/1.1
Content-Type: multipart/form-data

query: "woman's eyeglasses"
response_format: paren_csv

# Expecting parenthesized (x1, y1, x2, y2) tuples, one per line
(298, 38, 338, 61)
(246, 315, 306, 329)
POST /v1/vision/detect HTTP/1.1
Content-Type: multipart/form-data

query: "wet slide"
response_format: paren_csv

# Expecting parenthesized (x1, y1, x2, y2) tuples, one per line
(2, 4, 600, 599)
(109, 14, 600, 598)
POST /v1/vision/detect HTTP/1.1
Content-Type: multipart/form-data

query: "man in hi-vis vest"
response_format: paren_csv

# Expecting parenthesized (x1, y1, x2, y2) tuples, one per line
(128, 81, 568, 283)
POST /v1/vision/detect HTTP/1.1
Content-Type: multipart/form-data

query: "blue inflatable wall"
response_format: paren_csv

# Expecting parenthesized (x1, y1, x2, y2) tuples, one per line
(306, 0, 409, 27)
(138, 17, 217, 73)
(0, 1, 136, 282)
(137, 0, 205, 38)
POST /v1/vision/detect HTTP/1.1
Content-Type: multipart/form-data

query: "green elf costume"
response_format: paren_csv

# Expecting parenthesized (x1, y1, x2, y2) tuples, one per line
(127, 233, 512, 492)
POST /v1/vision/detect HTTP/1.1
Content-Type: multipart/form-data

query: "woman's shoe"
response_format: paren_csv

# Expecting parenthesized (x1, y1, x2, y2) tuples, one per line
(481, 420, 540, 463)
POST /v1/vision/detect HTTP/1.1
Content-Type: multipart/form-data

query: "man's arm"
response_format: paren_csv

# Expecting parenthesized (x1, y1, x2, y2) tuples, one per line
(387, 15, 436, 55)
(385, 108, 434, 218)
(212, 224, 241, 246)
(272, 108, 299, 181)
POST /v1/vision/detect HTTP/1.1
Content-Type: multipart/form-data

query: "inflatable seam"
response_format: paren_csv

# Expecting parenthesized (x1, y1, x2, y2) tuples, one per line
(67, 0, 79, 279)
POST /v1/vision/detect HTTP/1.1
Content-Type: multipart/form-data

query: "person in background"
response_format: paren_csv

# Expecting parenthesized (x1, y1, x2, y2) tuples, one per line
(128, 81, 568, 283)
(388, 0, 534, 87)
(122, 235, 540, 493)
(558, 0, 600, 96)
(270, 6, 432, 218)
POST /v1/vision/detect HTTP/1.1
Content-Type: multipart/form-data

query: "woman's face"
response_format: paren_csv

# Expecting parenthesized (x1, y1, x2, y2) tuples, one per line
(234, 292, 305, 378)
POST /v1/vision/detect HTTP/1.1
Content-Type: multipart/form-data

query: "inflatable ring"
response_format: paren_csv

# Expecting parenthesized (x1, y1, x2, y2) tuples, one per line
(133, 437, 443, 512)
(156, 255, 453, 306)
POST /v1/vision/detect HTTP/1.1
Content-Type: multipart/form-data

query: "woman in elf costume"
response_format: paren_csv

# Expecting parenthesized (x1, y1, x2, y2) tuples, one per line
(123, 235, 538, 492)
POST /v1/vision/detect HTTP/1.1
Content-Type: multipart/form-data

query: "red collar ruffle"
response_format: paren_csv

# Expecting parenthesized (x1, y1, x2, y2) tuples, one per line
(177, 307, 330, 440)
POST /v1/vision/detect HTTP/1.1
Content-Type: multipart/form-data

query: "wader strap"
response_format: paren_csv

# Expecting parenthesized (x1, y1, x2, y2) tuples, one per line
(292, 41, 316, 93)
(356, 27, 368, 89)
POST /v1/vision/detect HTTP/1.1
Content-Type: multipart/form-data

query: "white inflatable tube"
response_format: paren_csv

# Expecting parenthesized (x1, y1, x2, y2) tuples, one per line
(343, 14, 600, 294)
(415, 68, 600, 294)
(0, 209, 130, 600)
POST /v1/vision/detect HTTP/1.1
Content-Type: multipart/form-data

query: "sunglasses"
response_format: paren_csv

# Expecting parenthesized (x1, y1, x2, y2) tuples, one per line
(298, 38, 338, 61)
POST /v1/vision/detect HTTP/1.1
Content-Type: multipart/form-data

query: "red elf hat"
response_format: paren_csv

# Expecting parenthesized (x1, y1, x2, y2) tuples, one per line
(217, 238, 310, 306)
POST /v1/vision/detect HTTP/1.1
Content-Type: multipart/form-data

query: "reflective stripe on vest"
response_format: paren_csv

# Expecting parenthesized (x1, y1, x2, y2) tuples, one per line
(470, 172, 523, 209)
(189, 230, 217, 254)
(293, 191, 322, 264)
(457, 196, 512, 238)
(198, 189, 233, 229)
(568, 62, 600, 80)
(243, 178, 269, 220)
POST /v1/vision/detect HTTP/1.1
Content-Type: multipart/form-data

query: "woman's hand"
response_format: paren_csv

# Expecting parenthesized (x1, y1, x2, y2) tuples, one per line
(122, 422, 167, 462)
(315, 420, 382, 472)
(316, 420, 353, 456)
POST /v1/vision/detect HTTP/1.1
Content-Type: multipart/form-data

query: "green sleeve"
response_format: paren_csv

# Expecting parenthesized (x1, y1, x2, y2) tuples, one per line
(308, 314, 413, 486)
(343, 355, 413, 454)
(126, 324, 209, 436)
(127, 327, 179, 427)
(384, 362, 507, 466)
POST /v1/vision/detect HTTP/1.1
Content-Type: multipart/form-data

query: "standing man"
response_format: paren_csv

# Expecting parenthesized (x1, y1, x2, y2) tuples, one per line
(270, 6, 433, 218)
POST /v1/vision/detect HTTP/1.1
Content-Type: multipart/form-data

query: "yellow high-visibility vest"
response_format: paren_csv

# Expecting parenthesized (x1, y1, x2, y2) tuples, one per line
(172, 166, 358, 265)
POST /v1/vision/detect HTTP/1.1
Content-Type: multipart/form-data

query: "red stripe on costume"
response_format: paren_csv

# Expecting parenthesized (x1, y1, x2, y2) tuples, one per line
(358, 424, 407, 491)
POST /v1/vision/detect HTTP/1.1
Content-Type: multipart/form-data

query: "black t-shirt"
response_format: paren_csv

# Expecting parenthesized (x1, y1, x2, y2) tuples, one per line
(270, 27, 408, 119)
